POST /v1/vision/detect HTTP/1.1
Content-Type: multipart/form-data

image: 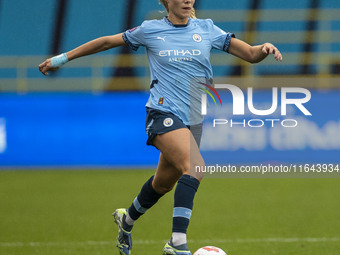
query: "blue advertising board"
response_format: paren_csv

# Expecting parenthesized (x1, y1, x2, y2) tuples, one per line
(0, 90, 339, 167)
(0, 93, 159, 167)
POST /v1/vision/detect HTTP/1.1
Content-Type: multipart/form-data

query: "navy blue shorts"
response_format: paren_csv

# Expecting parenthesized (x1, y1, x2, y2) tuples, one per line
(145, 108, 202, 147)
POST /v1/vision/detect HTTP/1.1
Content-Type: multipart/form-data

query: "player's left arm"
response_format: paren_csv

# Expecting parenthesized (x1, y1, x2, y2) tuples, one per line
(228, 37, 282, 63)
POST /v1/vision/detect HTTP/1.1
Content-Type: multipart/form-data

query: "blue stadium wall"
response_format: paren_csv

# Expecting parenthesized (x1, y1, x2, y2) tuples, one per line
(1, 0, 340, 77)
(1, 0, 339, 56)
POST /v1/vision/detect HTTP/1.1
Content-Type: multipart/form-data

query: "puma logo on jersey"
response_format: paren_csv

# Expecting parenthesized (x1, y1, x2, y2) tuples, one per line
(157, 36, 166, 42)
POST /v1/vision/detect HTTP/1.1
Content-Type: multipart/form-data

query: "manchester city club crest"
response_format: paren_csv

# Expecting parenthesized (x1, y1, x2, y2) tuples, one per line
(192, 33, 202, 42)
(163, 118, 174, 127)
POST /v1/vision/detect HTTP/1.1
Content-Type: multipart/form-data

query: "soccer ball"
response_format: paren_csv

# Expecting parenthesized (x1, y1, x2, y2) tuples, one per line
(193, 246, 227, 255)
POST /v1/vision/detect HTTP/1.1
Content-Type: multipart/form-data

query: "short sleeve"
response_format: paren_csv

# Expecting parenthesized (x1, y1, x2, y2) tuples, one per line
(210, 23, 235, 53)
(122, 24, 146, 51)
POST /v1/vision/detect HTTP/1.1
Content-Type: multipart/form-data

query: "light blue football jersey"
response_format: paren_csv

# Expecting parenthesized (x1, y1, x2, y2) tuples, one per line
(123, 17, 234, 125)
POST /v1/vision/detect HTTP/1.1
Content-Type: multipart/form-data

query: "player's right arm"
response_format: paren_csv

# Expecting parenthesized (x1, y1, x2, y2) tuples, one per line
(39, 33, 126, 76)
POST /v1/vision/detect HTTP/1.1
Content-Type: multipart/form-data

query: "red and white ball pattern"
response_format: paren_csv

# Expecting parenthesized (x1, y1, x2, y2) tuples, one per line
(193, 246, 227, 255)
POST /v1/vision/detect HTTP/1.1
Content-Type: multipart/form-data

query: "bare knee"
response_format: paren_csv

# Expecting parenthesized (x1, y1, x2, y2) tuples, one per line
(176, 156, 205, 181)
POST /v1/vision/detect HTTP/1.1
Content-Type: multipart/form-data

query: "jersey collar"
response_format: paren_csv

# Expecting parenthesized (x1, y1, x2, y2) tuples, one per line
(164, 16, 191, 28)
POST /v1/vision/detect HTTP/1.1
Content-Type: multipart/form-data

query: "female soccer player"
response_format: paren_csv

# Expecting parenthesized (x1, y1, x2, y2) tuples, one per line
(39, 0, 282, 254)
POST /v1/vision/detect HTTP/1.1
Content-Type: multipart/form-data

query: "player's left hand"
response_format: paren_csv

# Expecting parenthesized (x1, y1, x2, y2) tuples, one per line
(262, 43, 282, 61)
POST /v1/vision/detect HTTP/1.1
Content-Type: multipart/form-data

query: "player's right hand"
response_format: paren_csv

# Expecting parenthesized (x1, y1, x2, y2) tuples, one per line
(38, 58, 58, 76)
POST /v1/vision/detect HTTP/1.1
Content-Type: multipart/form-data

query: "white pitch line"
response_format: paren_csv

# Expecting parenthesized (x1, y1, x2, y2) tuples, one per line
(1, 237, 340, 247)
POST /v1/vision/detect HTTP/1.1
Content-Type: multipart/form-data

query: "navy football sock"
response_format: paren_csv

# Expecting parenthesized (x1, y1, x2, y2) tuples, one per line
(125, 175, 163, 231)
(172, 174, 200, 234)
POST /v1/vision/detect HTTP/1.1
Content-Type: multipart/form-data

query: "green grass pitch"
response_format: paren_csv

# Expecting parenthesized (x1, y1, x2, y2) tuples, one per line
(1, 169, 340, 255)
